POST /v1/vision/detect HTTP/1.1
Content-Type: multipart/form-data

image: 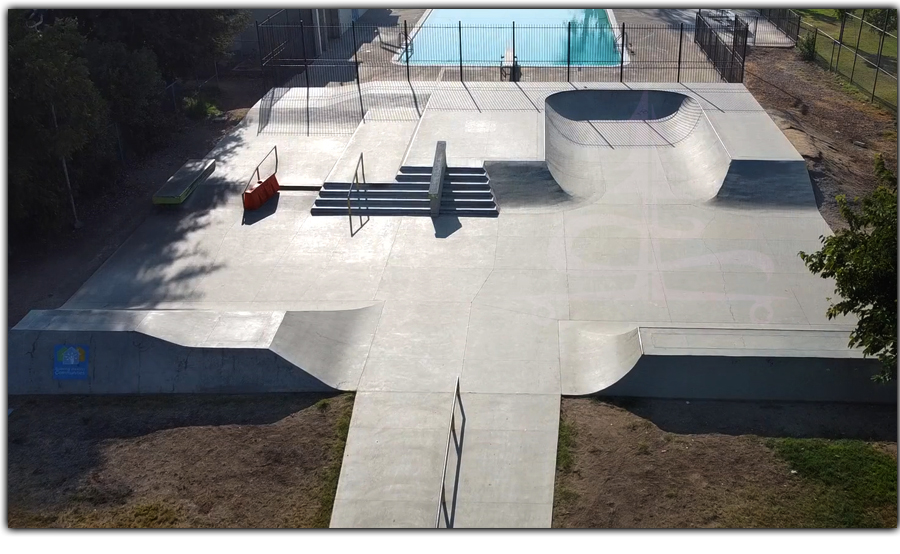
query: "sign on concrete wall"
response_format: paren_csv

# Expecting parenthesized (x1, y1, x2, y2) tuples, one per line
(53, 344, 89, 380)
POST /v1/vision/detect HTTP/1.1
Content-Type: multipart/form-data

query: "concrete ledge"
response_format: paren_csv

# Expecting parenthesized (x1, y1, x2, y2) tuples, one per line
(152, 159, 215, 205)
(560, 323, 896, 403)
(429, 141, 447, 217)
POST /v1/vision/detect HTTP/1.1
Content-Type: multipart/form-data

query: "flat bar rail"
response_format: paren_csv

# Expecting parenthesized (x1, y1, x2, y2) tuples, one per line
(435, 376, 462, 528)
(248, 145, 278, 186)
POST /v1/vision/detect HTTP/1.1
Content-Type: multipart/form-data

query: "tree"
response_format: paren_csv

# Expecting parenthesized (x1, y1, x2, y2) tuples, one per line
(84, 40, 173, 153)
(58, 9, 251, 80)
(799, 155, 898, 383)
(7, 11, 111, 237)
(864, 9, 897, 33)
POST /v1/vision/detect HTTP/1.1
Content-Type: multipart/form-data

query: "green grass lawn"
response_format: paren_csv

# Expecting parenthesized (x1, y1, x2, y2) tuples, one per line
(736, 438, 898, 528)
(795, 9, 898, 109)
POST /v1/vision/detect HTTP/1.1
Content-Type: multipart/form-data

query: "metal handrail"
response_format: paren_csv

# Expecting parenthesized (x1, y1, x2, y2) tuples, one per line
(248, 145, 278, 188)
(435, 376, 462, 528)
(347, 152, 367, 235)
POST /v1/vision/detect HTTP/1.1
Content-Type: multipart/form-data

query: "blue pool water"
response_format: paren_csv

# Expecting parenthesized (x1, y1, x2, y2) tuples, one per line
(405, 9, 621, 66)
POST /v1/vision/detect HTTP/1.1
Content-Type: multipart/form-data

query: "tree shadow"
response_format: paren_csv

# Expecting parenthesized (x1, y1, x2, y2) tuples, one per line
(602, 396, 897, 441)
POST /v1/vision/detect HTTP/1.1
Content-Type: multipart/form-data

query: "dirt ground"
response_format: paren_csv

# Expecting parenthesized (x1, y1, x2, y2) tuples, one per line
(743, 47, 898, 230)
(552, 398, 897, 529)
(7, 393, 353, 528)
(6, 77, 263, 329)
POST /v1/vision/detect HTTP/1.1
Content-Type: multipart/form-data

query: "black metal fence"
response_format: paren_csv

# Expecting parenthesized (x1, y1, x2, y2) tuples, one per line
(255, 10, 749, 133)
(694, 10, 748, 83)
(759, 8, 802, 43)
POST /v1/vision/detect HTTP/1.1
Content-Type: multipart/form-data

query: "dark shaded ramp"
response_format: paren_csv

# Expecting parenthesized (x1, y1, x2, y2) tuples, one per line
(483, 161, 576, 212)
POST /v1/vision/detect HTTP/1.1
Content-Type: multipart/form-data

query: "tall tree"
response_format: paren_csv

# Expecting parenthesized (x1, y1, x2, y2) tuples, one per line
(799, 155, 898, 383)
(58, 9, 251, 80)
(7, 11, 111, 235)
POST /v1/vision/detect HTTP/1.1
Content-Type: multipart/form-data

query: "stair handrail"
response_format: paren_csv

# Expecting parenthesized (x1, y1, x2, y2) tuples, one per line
(347, 152, 368, 235)
(435, 376, 462, 528)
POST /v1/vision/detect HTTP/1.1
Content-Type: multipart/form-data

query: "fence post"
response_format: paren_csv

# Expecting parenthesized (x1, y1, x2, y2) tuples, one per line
(300, 21, 311, 135)
(458, 21, 463, 82)
(741, 21, 749, 82)
(835, 14, 846, 68)
(850, 11, 865, 82)
(352, 21, 365, 121)
(512, 21, 516, 81)
(620, 22, 625, 82)
(829, 38, 836, 71)
(567, 21, 571, 82)
(872, 16, 888, 102)
(677, 22, 684, 82)
(404, 19, 411, 83)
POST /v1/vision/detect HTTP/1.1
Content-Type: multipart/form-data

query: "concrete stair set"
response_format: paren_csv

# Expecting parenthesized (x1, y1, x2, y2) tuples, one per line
(311, 166, 499, 218)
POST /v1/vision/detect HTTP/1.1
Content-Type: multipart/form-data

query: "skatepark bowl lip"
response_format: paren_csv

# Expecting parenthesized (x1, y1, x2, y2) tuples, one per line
(544, 89, 692, 122)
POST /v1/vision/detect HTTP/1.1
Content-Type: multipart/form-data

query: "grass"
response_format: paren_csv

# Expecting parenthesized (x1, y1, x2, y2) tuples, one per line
(726, 438, 897, 528)
(309, 393, 355, 528)
(556, 416, 576, 473)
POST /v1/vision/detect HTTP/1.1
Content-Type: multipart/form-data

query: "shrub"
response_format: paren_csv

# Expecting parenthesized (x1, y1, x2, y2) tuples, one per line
(797, 32, 817, 62)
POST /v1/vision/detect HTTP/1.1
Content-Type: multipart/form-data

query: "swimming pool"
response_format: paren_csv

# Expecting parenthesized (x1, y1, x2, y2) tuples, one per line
(404, 9, 624, 67)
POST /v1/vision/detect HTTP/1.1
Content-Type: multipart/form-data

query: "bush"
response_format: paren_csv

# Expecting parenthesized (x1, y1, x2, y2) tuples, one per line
(797, 32, 817, 62)
(183, 93, 222, 120)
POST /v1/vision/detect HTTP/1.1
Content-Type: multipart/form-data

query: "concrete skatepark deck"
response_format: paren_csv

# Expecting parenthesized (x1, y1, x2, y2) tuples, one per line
(8, 82, 895, 528)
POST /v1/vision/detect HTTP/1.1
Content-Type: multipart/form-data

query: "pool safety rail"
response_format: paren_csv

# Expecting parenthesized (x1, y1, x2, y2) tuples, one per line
(436, 377, 463, 529)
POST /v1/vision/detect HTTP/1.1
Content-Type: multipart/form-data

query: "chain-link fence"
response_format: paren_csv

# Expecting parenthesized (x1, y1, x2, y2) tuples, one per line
(798, 10, 898, 111)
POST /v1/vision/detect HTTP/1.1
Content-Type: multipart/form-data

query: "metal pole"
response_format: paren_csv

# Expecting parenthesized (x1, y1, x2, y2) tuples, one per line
(850, 10, 865, 82)
(352, 21, 365, 121)
(620, 22, 625, 82)
(829, 39, 835, 71)
(404, 19, 411, 83)
(567, 21, 571, 82)
(512, 21, 516, 82)
(300, 21, 311, 135)
(51, 103, 82, 229)
(872, 15, 887, 102)
(677, 22, 684, 82)
(835, 14, 846, 69)
(458, 21, 463, 82)
(741, 21, 749, 82)
(813, 26, 818, 61)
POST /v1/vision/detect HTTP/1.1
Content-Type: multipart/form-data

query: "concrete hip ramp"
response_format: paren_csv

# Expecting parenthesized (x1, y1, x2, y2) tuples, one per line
(543, 88, 815, 207)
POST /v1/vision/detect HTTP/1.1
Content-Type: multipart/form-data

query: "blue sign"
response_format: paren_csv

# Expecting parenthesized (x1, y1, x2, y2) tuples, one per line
(53, 344, 89, 380)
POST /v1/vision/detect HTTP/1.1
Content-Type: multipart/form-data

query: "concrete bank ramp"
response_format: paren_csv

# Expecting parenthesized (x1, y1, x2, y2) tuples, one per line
(8, 306, 383, 394)
(560, 323, 896, 404)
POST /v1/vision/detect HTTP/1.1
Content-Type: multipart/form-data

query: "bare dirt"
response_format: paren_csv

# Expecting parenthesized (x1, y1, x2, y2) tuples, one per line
(6, 77, 263, 329)
(743, 47, 898, 230)
(7, 393, 353, 528)
(552, 398, 897, 529)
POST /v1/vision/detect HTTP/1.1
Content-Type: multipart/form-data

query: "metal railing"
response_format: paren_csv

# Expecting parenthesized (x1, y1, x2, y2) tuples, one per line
(435, 376, 463, 529)
(758, 8, 801, 43)
(249, 145, 278, 187)
(347, 152, 368, 236)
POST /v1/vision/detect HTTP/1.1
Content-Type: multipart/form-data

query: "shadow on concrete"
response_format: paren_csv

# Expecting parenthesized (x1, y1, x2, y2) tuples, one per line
(242, 192, 280, 225)
(432, 216, 462, 238)
(484, 161, 576, 211)
(62, 128, 250, 309)
(440, 394, 466, 528)
(603, 397, 898, 441)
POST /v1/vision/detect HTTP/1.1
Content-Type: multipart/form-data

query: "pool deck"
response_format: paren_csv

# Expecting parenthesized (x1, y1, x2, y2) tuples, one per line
(9, 81, 885, 528)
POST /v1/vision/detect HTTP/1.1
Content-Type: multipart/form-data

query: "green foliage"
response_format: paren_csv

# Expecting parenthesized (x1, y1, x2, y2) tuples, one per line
(183, 94, 222, 121)
(797, 32, 818, 61)
(7, 11, 111, 237)
(864, 9, 898, 33)
(767, 438, 897, 528)
(84, 40, 174, 154)
(799, 155, 898, 383)
(833, 9, 854, 22)
(61, 9, 251, 80)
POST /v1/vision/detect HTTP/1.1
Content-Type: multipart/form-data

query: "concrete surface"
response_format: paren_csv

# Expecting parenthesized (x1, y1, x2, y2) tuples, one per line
(9, 80, 892, 529)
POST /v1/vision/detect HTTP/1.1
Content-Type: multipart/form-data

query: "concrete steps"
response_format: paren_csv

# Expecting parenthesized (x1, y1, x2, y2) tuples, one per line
(311, 166, 499, 218)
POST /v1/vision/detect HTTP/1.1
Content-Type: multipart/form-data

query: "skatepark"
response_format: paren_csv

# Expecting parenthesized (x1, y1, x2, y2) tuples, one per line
(8, 80, 895, 527)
